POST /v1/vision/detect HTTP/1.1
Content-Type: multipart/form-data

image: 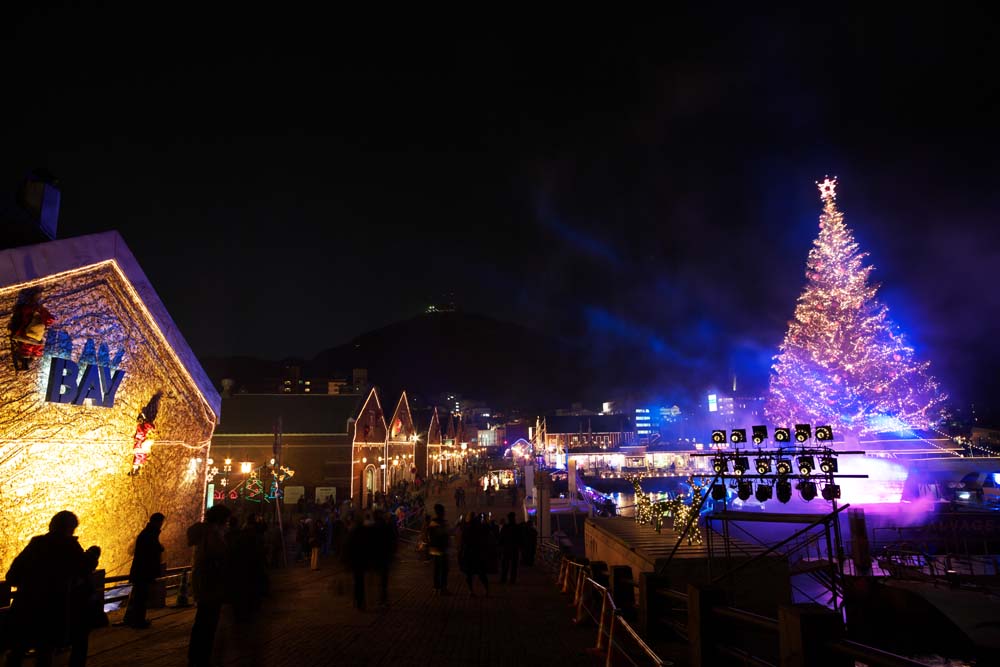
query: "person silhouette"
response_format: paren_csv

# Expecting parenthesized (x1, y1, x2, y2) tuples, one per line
(5, 511, 101, 667)
(124, 513, 165, 628)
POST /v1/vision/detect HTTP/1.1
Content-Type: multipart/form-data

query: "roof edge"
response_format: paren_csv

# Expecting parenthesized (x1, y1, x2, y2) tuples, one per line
(0, 230, 221, 420)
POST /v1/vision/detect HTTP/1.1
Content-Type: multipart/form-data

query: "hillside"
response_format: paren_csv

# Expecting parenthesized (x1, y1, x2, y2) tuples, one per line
(201, 312, 586, 410)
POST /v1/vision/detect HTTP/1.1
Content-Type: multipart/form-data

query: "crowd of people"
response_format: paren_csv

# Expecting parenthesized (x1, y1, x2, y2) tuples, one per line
(422, 503, 538, 597)
(3, 476, 539, 665)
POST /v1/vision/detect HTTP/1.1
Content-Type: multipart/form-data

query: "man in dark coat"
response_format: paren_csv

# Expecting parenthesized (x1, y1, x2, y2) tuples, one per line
(4, 510, 101, 667)
(123, 513, 165, 628)
(521, 517, 538, 566)
(187, 504, 230, 667)
(499, 512, 521, 584)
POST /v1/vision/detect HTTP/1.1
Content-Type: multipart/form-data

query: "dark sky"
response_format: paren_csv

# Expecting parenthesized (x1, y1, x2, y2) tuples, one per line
(3, 8, 998, 415)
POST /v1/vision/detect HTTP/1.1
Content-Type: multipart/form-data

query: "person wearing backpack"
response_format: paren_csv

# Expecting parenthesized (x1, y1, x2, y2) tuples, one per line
(427, 504, 451, 595)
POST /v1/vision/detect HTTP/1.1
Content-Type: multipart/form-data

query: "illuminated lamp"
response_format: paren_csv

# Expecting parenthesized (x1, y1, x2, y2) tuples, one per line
(730, 429, 747, 444)
(712, 457, 728, 474)
(799, 481, 817, 502)
(711, 484, 727, 501)
(362, 457, 367, 463)
(755, 484, 773, 502)
(711, 430, 726, 445)
(774, 428, 790, 443)
(737, 480, 752, 501)
(240, 462, 253, 474)
(815, 425, 833, 442)
(776, 480, 792, 503)
(755, 457, 772, 475)
(819, 456, 838, 474)
(733, 456, 750, 476)
(795, 424, 812, 443)
(822, 484, 841, 501)
(752, 425, 768, 445)
(797, 456, 814, 476)
(776, 459, 792, 476)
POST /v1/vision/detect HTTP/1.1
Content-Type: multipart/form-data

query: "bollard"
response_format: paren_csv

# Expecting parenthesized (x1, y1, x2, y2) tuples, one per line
(175, 570, 191, 607)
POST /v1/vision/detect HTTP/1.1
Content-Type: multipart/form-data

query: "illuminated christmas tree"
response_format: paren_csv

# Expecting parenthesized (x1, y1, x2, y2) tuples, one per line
(766, 178, 946, 435)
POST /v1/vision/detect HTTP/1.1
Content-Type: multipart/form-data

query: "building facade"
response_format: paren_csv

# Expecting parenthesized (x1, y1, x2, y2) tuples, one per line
(385, 392, 417, 488)
(0, 232, 220, 575)
(208, 393, 362, 507)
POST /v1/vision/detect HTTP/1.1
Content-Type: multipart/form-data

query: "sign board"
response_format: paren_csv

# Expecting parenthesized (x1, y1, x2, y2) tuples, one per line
(283, 486, 305, 505)
(46, 357, 125, 407)
(315, 486, 336, 504)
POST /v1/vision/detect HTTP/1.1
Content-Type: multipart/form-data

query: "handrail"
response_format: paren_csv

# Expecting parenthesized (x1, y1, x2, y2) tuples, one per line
(711, 606, 779, 632)
(610, 612, 667, 667)
(710, 504, 851, 585)
(557, 564, 670, 666)
(828, 640, 929, 667)
(103, 566, 191, 586)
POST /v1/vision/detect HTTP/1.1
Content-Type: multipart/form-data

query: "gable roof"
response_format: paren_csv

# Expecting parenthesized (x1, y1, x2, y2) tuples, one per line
(214, 393, 364, 435)
(0, 230, 221, 419)
(387, 391, 414, 440)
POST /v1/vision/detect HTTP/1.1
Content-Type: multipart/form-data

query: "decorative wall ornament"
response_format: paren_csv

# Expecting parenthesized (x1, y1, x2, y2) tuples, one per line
(8, 292, 54, 371)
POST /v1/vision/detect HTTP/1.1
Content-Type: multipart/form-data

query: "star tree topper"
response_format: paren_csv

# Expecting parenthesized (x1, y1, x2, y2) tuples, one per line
(817, 176, 837, 201)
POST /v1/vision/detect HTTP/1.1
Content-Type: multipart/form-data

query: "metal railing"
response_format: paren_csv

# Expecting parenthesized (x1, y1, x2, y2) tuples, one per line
(557, 558, 670, 666)
(647, 585, 929, 667)
(2, 566, 193, 613)
(101, 566, 193, 607)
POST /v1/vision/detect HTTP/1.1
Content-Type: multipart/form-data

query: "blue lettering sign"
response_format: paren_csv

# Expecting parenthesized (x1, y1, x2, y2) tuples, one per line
(45, 356, 126, 408)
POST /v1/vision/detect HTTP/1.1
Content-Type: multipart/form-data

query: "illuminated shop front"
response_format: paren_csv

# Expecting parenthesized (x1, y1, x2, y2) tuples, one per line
(385, 392, 417, 488)
(0, 232, 220, 576)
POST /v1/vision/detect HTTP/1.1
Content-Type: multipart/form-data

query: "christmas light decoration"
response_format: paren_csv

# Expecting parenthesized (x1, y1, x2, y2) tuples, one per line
(627, 473, 705, 545)
(0, 259, 217, 577)
(129, 413, 155, 475)
(767, 178, 946, 434)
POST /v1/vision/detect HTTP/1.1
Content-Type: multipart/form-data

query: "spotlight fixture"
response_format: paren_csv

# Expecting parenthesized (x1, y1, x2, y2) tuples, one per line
(752, 425, 768, 445)
(795, 424, 812, 443)
(799, 481, 818, 502)
(776, 480, 792, 503)
(822, 484, 841, 501)
(774, 427, 791, 443)
(755, 457, 772, 475)
(776, 459, 792, 476)
(711, 484, 727, 501)
(733, 456, 750, 476)
(712, 457, 728, 474)
(737, 480, 752, 501)
(730, 428, 747, 444)
(820, 456, 838, 474)
(711, 430, 726, 445)
(797, 456, 815, 476)
(755, 484, 773, 502)
(815, 425, 834, 442)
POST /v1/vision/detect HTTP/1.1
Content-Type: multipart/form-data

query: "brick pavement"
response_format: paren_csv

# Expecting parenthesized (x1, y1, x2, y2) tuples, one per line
(81, 483, 607, 666)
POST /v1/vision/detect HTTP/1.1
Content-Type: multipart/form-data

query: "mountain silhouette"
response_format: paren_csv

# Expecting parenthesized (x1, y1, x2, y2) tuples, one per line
(201, 311, 586, 410)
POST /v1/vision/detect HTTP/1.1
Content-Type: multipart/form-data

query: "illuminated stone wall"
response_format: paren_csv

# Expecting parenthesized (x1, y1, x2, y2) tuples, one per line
(0, 263, 216, 576)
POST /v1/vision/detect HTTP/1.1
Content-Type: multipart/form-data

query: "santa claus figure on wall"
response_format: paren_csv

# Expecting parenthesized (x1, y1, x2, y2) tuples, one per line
(9, 293, 54, 371)
(129, 413, 155, 475)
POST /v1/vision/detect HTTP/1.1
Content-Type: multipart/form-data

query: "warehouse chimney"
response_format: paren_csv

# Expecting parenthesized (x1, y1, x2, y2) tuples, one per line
(17, 168, 61, 240)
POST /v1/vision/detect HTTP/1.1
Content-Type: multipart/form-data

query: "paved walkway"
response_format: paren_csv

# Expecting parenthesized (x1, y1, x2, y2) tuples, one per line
(81, 482, 606, 666)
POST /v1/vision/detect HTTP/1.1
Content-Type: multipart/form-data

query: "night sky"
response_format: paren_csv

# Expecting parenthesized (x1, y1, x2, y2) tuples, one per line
(3, 8, 998, 416)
